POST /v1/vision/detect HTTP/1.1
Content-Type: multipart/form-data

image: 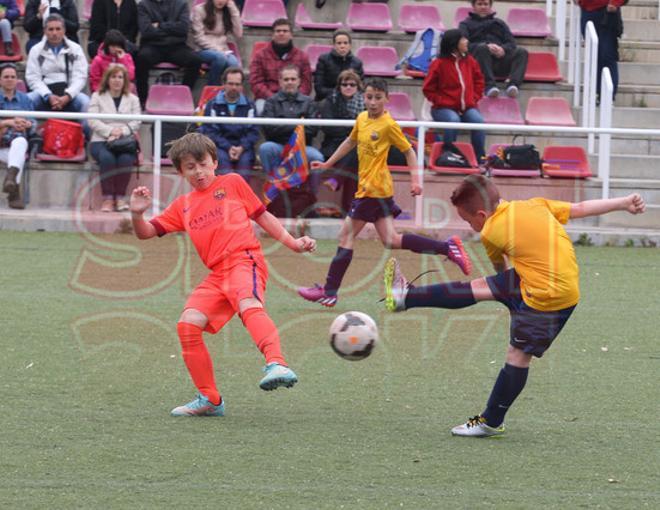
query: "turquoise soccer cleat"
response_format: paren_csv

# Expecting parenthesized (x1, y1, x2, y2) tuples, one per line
(170, 394, 225, 417)
(259, 363, 298, 391)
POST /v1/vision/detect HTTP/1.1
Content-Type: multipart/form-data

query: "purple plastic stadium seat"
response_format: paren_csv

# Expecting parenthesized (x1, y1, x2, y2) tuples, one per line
(525, 97, 576, 127)
(453, 7, 472, 28)
(83, 0, 93, 20)
(16, 79, 27, 93)
(429, 142, 481, 175)
(241, 0, 287, 28)
(477, 97, 524, 125)
(487, 144, 541, 177)
(356, 46, 400, 77)
(386, 92, 416, 121)
(542, 146, 592, 178)
(398, 4, 445, 33)
(145, 85, 194, 115)
(347, 3, 393, 32)
(524, 52, 563, 82)
(304, 44, 332, 73)
(295, 3, 343, 30)
(506, 8, 551, 38)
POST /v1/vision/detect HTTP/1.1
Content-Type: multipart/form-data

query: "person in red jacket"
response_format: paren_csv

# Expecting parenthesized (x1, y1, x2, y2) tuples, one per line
(248, 18, 312, 115)
(422, 29, 486, 162)
(579, 0, 624, 102)
(89, 30, 136, 92)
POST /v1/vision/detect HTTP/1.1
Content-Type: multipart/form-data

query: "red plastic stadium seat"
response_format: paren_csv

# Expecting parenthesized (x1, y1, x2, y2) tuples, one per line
(347, 2, 393, 32)
(542, 146, 592, 178)
(241, 0, 287, 28)
(304, 44, 332, 73)
(453, 7, 472, 28)
(0, 34, 22, 62)
(356, 46, 399, 77)
(16, 79, 27, 93)
(295, 3, 343, 30)
(16, 0, 25, 17)
(403, 69, 425, 79)
(429, 142, 481, 175)
(524, 52, 563, 82)
(386, 92, 416, 121)
(525, 97, 576, 127)
(398, 4, 445, 33)
(487, 144, 541, 177)
(506, 8, 552, 38)
(477, 97, 524, 125)
(145, 85, 194, 115)
(83, 0, 93, 20)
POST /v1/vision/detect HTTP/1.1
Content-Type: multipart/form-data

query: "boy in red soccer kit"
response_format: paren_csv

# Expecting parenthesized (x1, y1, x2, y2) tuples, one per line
(130, 133, 316, 417)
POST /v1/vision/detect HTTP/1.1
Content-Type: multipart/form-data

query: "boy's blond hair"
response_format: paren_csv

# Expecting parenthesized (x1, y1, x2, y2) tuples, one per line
(450, 175, 500, 214)
(167, 133, 218, 172)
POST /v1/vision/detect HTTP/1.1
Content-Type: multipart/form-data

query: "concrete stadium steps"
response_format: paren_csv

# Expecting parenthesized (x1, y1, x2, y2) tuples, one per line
(593, 154, 660, 179)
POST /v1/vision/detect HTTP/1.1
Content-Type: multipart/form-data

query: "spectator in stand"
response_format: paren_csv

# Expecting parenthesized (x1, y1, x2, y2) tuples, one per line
(89, 30, 135, 92)
(88, 64, 141, 213)
(135, 0, 202, 106)
(422, 29, 486, 162)
(87, 0, 138, 59)
(314, 29, 364, 101)
(249, 18, 312, 115)
(259, 64, 324, 195)
(26, 14, 89, 114)
(579, 0, 623, 102)
(0, 0, 19, 56)
(459, 0, 528, 99)
(198, 67, 258, 181)
(24, 0, 79, 53)
(318, 69, 364, 215)
(191, 0, 242, 86)
(0, 63, 36, 210)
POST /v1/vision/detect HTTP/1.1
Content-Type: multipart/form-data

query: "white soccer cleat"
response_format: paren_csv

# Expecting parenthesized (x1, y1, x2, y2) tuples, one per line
(384, 257, 409, 312)
(451, 415, 505, 437)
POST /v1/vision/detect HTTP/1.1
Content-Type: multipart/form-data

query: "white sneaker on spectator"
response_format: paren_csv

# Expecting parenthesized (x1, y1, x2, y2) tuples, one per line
(486, 87, 500, 98)
(506, 85, 519, 98)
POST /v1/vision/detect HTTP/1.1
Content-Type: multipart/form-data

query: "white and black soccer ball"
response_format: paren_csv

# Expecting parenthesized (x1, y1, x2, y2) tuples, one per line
(329, 311, 379, 361)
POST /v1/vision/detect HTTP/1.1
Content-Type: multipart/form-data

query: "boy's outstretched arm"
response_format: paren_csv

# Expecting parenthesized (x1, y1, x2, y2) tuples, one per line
(404, 147, 422, 196)
(569, 193, 646, 219)
(311, 137, 357, 171)
(255, 211, 316, 253)
(130, 187, 158, 240)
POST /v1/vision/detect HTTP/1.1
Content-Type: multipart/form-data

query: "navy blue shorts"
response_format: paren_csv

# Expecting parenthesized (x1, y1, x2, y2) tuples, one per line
(485, 269, 576, 357)
(348, 197, 402, 223)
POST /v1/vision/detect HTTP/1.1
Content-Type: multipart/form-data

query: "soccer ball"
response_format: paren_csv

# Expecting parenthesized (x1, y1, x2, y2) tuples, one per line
(329, 311, 379, 361)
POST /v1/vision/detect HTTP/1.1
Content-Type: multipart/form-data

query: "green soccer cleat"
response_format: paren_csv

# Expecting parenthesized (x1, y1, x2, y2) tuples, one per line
(259, 363, 298, 391)
(384, 257, 408, 312)
(170, 394, 225, 417)
(451, 415, 505, 437)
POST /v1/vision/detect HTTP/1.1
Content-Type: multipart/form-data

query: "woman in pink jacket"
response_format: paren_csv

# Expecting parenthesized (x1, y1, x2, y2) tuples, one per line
(89, 30, 136, 92)
(191, 0, 242, 85)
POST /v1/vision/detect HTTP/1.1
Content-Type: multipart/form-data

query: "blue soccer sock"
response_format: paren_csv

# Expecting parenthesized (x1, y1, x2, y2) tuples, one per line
(404, 281, 476, 309)
(481, 363, 529, 428)
(401, 233, 449, 255)
(324, 247, 353, 296)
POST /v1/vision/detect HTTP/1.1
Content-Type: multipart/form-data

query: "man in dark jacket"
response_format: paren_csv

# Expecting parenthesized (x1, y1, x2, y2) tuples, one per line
(199, 67, 259, 182)
(314, 29, 364, 101)
(459, 0, 528, 98)
(135, 0, 203, 105)
(23, 0, 79, 53)
(259, 64, 324, 196)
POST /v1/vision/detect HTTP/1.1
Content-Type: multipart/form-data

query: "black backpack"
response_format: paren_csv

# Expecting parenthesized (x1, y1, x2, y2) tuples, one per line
(487, 139, 542, 171)
(435, 142, 471, 168)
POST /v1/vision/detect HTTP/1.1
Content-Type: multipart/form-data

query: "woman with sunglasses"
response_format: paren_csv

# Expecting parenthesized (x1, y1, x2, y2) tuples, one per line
(318, 69, 364, 215)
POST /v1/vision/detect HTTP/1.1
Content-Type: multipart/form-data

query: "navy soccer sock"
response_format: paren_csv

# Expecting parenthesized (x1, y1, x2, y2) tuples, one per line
(324, 247, 353, 296)
(401, 233, 449, 256)
(405, 281, 476, 309)
(481, 363, 529, 428)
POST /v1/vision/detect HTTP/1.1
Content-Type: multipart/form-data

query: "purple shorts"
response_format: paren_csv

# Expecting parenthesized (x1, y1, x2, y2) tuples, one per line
(348, 197, 402, 223)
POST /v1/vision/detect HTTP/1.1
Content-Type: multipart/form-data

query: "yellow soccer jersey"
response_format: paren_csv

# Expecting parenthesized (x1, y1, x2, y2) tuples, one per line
(349, 111, 412, 198)
(481, 198, 580, 311)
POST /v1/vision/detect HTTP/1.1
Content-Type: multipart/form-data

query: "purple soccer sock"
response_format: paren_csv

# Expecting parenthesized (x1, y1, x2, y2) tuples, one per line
(324, 247, 353, 296)
(401, 233, 449, 256)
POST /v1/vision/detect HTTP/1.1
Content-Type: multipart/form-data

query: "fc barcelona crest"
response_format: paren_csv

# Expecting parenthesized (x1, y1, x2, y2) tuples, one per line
(214, 188, 226, 200)
(370, 130, 380, 141)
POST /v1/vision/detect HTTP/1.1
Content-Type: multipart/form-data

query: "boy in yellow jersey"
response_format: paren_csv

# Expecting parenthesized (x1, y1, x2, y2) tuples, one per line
(384, 175, 646, 437)
(298, 78, 472, 307)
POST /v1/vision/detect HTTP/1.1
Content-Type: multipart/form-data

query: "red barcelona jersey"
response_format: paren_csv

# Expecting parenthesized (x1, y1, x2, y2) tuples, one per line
(150, 174, 266, 270)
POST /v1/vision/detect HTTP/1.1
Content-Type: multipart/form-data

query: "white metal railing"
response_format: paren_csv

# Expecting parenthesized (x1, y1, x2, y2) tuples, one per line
(555, 0, 568, 61)
(582, 21, 599, 154)
(2, 110, 660, 222)
(569, 1, 582, 106)
(598, 68, 614, 200)
(546, 0, 553, 18)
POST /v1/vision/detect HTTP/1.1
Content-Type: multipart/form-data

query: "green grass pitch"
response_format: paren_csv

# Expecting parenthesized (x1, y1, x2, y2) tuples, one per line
(1, 231, 658, 509)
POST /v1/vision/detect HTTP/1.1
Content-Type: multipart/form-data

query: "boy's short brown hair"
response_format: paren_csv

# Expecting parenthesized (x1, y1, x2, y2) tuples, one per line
(450, 175, 500, 214)
(167, 133, 217, 172)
